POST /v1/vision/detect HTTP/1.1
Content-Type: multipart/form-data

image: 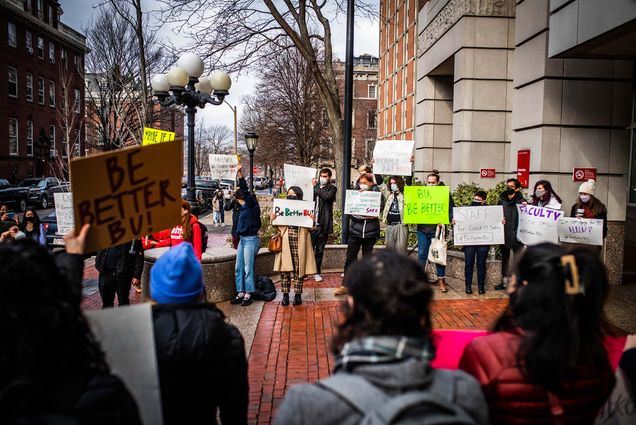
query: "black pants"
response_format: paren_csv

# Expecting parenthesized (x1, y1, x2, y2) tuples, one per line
(311, 231, 329, 274)
(98, 271, 131, 308)
(501, 243, 524, 281)
(464, 245, 489, 289)
(344, 236, 377, 273)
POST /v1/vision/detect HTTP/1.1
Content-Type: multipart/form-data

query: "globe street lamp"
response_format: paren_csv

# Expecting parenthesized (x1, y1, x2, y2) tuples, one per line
(244, 131, 259, 192)
(150, 52, 232, 206)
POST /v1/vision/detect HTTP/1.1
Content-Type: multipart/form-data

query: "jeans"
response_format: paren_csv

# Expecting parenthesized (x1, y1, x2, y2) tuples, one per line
(214, 211, 221, 223)
(98, 272, 131, 308)
(464, 245, 489, 288)
(344, 236, 376, 273)
(416, 231, 445, 278)
(235, 235, 260, 293)
(311, 231, 329, 274)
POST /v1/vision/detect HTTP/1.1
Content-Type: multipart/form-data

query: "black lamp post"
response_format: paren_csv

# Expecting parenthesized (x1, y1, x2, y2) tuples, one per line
(150, 53, 231, 206)
(244, 131, 259, 192)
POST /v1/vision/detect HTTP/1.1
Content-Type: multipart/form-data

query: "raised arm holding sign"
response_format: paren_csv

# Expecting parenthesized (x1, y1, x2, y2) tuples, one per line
(284, 164, 317, 201)
(209, 154, 240, 180)
(403, 186, 450, 224)
(372, 140, 415, 176)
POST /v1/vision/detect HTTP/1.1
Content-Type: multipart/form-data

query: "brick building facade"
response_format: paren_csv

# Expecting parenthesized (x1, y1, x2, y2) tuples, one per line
(0, 0, 86, 182)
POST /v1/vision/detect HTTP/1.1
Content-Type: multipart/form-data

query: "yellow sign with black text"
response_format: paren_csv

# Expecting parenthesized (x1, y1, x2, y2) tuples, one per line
(142, 127, 176, 146)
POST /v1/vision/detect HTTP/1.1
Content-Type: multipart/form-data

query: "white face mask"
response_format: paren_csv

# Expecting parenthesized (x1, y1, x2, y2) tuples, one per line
(579, 194, 591, 203)
(359, 184, 369, 191)
(390, 183, 399, 192)
(319, 177, 328, 186)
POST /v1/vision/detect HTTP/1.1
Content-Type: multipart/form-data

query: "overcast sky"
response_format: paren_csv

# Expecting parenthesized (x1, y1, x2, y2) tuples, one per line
(61, 0, 379, 138)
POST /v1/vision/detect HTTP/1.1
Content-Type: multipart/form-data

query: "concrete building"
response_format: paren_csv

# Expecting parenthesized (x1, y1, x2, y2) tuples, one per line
(0, 0, 86, 182)
(377, 0, 418, 142)
(415, 0, 635, 284)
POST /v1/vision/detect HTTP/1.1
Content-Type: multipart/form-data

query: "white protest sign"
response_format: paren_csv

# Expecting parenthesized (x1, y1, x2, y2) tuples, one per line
(557, 217, 603, 246)
(344, 190, 382, 217)
(516, 205, 563, 245)
(453, 206, 504, 246)
(53, 192, 74, 235)
(209, 154, 239, 181)
(85, 304, 163, 425)
(372, 140, 415, 176)
(284, 164, 317, 200)
(272, 198, 315, 228)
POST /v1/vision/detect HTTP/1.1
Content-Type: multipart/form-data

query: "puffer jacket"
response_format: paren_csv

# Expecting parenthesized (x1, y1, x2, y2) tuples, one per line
(152, 303, 248, 425)
(459, 331, 615, 425)
(349, 186, 381, 239)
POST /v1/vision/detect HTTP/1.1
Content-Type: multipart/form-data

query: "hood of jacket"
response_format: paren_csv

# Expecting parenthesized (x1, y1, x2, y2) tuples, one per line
(348, 358, 433, 392)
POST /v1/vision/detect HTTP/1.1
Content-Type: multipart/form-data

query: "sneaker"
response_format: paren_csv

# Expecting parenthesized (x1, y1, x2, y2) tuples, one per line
(230, 294, 244, 305)
(494, 283, 506, 290)
(241, 297, 253, 306)
(293, 294, 302, 306)
(334, 286, 347, 296)
(221, 223, 226, 227)
(341, 273, 344, 278)
(314, 274, 323, 282)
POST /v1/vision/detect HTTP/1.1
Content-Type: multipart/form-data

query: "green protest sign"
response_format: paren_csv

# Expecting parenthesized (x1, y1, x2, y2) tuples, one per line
(403, 186, 450, 224)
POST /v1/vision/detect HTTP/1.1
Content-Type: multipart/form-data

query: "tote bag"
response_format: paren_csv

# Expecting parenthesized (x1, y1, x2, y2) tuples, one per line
(428, 225, 447, 266)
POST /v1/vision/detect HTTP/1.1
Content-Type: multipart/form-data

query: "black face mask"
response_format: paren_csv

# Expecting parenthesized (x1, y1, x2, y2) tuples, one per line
(471, 201, 483, 206)
(25, 217, 35, 223)
(287, 195, 297, 200)
(505, 188, 516, 196)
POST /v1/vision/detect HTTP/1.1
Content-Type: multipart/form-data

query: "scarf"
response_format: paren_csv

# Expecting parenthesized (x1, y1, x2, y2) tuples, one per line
(335, 335, 435, 372)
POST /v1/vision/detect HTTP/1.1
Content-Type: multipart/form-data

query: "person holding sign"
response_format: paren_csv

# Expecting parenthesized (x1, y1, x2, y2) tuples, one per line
(311, 168, 337, 282)
(494, 179, 527, 291)
(530, 180, 562, 210)
(154, 201, 203, 260)
(381, 176, 408, 255)
(270, 187, 317, 306)
(230, 164, 262, 307)
(416, 171, 454, 293)
(453, 192, 489, 295)
(337, 174, 382, 296)
(569, 179, 607, 240)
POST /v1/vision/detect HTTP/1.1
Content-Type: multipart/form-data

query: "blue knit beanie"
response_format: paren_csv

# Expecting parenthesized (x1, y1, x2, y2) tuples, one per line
(150, 243, 204, 304)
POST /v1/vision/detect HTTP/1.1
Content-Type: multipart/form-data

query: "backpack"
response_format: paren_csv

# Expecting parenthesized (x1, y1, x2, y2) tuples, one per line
(195, 221, 209, 250)
(317, 369, 479, 425)
(252, 276, 276, 301)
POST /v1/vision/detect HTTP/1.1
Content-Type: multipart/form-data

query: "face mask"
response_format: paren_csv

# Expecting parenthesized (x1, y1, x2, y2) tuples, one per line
(287, 195, 297, 200)
(579, 194, 591, 203)
(505, 188, 515, 196)
(472, 198, 484, 205)
(535, 189, 545, 198)
(359, 184, 369, 191)
(319, 177, 328, 186)
(426, 182, 437, 186)
(390, 184, 398, 192)
(25, 216, 35, 223)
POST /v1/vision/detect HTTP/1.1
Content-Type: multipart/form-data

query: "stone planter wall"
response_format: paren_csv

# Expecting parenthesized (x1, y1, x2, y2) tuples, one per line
(141, 244, 503, 303)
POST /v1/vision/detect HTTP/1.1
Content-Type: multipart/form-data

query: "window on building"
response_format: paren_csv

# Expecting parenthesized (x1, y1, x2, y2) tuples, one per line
(368, 84, 377, 99)
(49, 80, 55, 106)
(60, 47, 66, 65)
(23, 0, 32, 12)
(368, 110, 377, 129)
(61, 128, 68, 158)
(8, 67, 18, 98)
(26, 73, 33, 102)
(26, 121, 33, 156)
(25, 30, 33, 53)
(37, 36, 44, 58)
(48, 42, 55, 63)
(9, 118, 18, 155)
(74, 55, 82, 71)
(74, 89, 81, 113)
(8, 22, 17, 47)
(38, 77, 44, 104)
(38, 0, 44, 18)
(50, 125, 55, 149)
(48, 5, 54, 24)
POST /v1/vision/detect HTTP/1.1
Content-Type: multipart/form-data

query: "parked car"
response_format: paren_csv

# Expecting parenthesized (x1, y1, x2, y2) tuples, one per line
(18, 177, 67, 209)
(252, 176, 268, 190)
(0, 178, 29, 212)
(194, 177, 220, 208)
(41, 210, 66, 250)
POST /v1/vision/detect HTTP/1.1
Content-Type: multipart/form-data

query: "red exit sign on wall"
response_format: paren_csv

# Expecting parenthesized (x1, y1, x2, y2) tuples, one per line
(480, 168, 496, 178)
(573, 167, 596, 182)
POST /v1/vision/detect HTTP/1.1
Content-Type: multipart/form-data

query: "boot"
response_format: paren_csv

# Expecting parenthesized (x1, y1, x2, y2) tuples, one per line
(293, 294, 302, 306)
(438, 278, 448, 293)
(465, 283, 472, 294)
(281, 293, 289, 306)
(478, 285, 485, 295)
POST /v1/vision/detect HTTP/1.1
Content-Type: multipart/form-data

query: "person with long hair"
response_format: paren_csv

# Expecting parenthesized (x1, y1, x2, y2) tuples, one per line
(0, 225, 141, 424)
(460, 243, 615, 424)
(271, 186, 317, 306)
(20, 208, 45, 247)
(530, 179, 562, 209)
(570, 179, 608, 239)
(382, 175, 408, 255)
(155, 200, 203, 260)
(275, 251, 488, 424)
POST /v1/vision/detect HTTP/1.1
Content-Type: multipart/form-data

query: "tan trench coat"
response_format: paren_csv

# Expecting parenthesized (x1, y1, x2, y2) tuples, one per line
(272, 226, 317, 276)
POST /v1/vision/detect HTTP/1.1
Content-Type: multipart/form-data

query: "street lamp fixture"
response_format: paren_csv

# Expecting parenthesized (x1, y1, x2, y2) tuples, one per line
(244, 131, 259, 192)
(150, 53, 232, 206)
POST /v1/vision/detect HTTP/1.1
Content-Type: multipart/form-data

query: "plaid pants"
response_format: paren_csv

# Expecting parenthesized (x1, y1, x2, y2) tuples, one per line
(281, 227, 304, 294)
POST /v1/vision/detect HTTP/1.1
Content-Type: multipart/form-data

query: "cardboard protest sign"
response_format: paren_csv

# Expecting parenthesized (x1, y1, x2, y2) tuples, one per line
(284, 164, 317, 201)
(272, 198, 315, 228)
(53, 192, 74, 235)
(142, 127, 175, 146)
(557, 217, 603, 246)
(208, 154, 239, 181)
(70, 141, 182, 252)
(372, 140, 415, 176)
(403, 186, 450, 224)
(516, 205, 563, 245)
(453, 206, 504, 245)
(344, 190, 382, 217)
(85, 304, 163, 425)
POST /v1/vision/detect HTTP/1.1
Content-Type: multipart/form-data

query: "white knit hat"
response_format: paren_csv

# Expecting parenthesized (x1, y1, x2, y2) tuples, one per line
(578, 179, 595, 195)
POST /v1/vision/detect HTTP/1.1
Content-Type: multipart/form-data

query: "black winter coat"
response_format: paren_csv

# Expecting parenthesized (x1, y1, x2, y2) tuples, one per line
(349, 186, 381, 240)
(498, 191, 526, 249)
(152, 303, 248, 425)
(95, 240, 144, 281)
(313, 183, 337, 234)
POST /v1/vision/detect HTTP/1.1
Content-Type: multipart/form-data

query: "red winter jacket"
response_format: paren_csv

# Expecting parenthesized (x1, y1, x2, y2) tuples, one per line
(155, 216, 202, 260)
(459, 331, 614, 425)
